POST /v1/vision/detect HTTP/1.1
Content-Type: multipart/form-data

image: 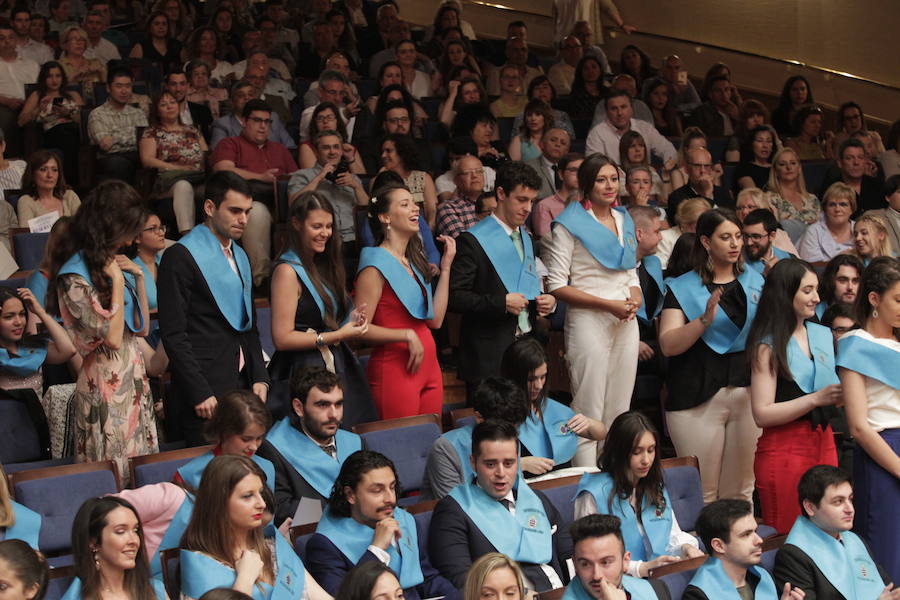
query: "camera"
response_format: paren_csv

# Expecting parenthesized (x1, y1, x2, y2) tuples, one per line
(325, 160, 350, 183)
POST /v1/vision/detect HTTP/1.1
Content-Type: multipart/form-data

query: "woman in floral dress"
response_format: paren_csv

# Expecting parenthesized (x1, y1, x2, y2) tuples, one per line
(50, 180, 158, 484)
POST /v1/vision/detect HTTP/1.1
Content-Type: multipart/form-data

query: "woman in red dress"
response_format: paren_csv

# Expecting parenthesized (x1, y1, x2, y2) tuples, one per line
(354, 182, 456, 419)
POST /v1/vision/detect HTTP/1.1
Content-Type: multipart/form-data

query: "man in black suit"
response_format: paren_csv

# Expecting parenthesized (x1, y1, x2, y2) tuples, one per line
(666, 147, 733, 225)
(449, 161, 556, 401)
(164, 69, 213, 142)
(256, 367, 362, 525)
(428, 420, 573, 592)
(305, 450, 459, 600)
(523, 128, 571, 200)
(157, 171, 269, 445)
(818, 138, 886, 217)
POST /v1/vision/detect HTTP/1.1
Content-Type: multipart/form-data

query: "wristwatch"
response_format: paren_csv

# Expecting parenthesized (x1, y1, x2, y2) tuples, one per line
(315, 333, 326, 348)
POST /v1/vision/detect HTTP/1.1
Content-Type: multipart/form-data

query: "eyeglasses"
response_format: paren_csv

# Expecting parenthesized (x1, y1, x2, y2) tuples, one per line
(831, 326, 853, 335)
(247, 116, 272, 125)
(315, 114, 337, 123)
(458, 168, 484, 177)
(144, 224, 167, 234)
(743, 233, 769, 241)
(386, 116, 410, 124)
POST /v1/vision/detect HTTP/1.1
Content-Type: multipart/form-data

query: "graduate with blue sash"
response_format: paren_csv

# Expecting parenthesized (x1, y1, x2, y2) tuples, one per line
(0, 342, 48, 378)
(575, 473, 674, 562)
(518, 399, 578, 466)
(686, 558, 778, 600)
(177, 450, 276, 493)
(58, 252, 145, 334)
(133, 253, 161, 311)
(562, 572, 659, 600)
(181, 531, 306, 600)
(553, 202, 638, 271)
(356, 247, 434, 320)
(0, 501, 42, 548)
(61, 577, 167, 600)
(745, 247, 793, 275)
(467, 216, 541, 301)
(636, 254, 664, 324)
(836, 330, 900, 390)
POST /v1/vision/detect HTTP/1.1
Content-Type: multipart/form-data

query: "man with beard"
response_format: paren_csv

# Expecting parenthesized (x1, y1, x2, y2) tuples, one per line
(742, 209, 794, 275)
(305, 450, 459, 600)
(815, 254, 863, 319)
(256, 367, 361, 525)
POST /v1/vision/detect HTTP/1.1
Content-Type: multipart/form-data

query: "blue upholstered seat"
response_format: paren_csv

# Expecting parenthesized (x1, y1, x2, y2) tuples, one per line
(132, 456, 196, 487)
(662, 461, 704, 533)
(11, 232, 50, 271)
(356, 416, 442, 501)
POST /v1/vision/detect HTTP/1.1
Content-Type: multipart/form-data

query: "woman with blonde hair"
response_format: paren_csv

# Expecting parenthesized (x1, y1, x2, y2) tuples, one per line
(798, 182, 856, 267)
(655, 197, 711, 268)
(0, 465, 42, 548)
(854, 212, 893, 263)
(463, 553, 526, 600)
(57, 26, 105, 102)
(767, 147, 821, 227)
(735, 187, 799, 256)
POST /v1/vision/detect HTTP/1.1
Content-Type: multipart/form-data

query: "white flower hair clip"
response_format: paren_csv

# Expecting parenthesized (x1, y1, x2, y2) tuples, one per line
(370, 197, 378, 204)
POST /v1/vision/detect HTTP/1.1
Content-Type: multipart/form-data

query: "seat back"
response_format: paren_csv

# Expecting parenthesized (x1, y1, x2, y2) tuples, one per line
(128, 445, 212, 488)
(44, 565, 76, 600)
(10, 461, 121, 554)
(0, 394, 46, 464)
(11, 228, 50, 270)
(661, 456, 703, 532)
(449, 407, 476, 429)
(530, 474, 582, 535)
(407, 499, 437, 562)
(760, 534, 786, 576)
(650, 555, 707, 600)
(538, 588, 565, 600)
(289, 522, 318, 563)
(354, 414, 442, 498)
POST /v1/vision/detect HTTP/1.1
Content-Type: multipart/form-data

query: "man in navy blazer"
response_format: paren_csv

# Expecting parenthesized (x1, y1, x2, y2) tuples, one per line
(304, 450, 459, 600)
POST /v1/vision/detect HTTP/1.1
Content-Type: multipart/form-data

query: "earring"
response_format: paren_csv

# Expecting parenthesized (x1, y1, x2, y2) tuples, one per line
(873, 308, 879, 319)
(386, 223, 391, 232)
(706, 255, 714, 273)
(92, 549, 100, 571)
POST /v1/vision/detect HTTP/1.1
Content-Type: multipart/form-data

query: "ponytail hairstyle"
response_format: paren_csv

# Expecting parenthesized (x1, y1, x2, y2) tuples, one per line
(367, 183, 432, 283)
(855, 256, 900, 338)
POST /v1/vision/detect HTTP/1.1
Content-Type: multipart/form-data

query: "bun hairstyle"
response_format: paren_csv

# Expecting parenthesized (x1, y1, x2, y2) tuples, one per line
(0, 540, 49, 600)
(367, 183, 433, 282)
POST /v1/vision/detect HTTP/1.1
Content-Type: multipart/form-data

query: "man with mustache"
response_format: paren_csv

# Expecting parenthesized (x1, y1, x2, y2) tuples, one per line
(305, 450, 458, 600)
(256, 367, 361, 526)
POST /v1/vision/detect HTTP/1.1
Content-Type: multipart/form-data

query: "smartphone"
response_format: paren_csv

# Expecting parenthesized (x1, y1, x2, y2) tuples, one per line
(52, 97, 64, 106)
(677, 70, 688, 86)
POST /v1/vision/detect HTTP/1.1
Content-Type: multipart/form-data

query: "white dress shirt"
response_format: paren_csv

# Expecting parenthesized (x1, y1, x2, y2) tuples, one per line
(585, 118, 677, 165)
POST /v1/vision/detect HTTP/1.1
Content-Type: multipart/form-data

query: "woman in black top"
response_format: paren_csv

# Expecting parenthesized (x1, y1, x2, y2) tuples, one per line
(129, 11, 183, 75)
(659, 209, 765, 504)
(733, 125, 776, 194)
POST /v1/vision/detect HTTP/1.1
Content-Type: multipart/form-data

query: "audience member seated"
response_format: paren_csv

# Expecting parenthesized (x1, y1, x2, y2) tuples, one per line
(158, 172, 269, 445)
(586, 90, 676, 167)
(49, 0, 78, 34)
(767, 147, 821, 231)
(300, 70, 357, 143)
(786, 104, 831, 161)
(511, 76, 576, 140)
(503, 337, 605, 477)
(489, 64, 527, 120)
(334, 558, 406, 600)
(690, 76, 739, 137)
(301, 100, 366, 170)
(453, 105, 509, 170)
(439, 76, 488, 130)
(683, 499, 786, 600)
(524, 127, 571, 200)
(569, 18, 619, 65)
(364, 61, 403, 114)
(433, 39, 482, 98)
(354, 183, 455, 419)
(881, 121, 900, 179)
(435, 153, 488, 238)
(819, 139, 885, 215)
(185, 60, 227, 120)
(16, 149, 80, 227)
(209, 7, 241, 64)
(547, 35, 582, 96)
(87, 67, 148, 183)
(298, 20, 339, 80)
(304, 51, 361, 110)
(64, 497, 167, 600)
(463, 553, 527, 600)
(0, 538, 47, 600)
(160, 69, 213, 140)
(11, 8, 52, 65)
(378, 133, 439, 229)
(618, 131, 671, 203)
(565, 514, 673, 600)
(733, 126, 775, 193)
(508, 99, 553, 162)
(725, 99, 773, 162)
(179, 455, 329, 600)
(533, 152, 582, 241)
(670, 127, 723, 191)
(830, 101, 885, 161)
(306, 450, 459, 600)
(772, 76, 813, 139)
(485, 36, 542, 97)
(0, 23, 39, 157)
(663, 197, 711, 267)
(590, 74, 653, 130)
(641, 55, 701, 117)
(666, 147, 733, 224)
(358, 96, 430, 173)
(428, 420, 574, 592)
(567, 55, 606, 121)
(644, 78, 683, 138)
(240, 61, 292, 127)
(129, 10, 182, 74)
(82, 9, 120, 66)
(183, 26, 235, 89)
(854, 212, 893, 262)
(869, 174, 900, 255)
(624, 167, 668, 227)
(619, 44, 657, 93)
(449, 161, 554, 398)
(775, 465, 895, 599)
(364, 17, 413, 80)
(816, 254, 862, 318)
(139, 90, 207, 235)
(209, 81, 295, 152)
(736, 189, 798, 258)
(58, 26, 104, 104)
(393, 40, 429, 100)
(798, 182, 856, 267)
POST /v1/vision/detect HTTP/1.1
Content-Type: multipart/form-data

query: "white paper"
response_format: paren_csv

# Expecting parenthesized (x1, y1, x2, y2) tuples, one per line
(28, 210, 60, 233)
(0, 243, 18, 279)
(292, 496, 324, 525)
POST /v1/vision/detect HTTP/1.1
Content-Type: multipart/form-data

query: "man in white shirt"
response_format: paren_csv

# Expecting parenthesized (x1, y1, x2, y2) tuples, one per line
(0, 24, 38, 156)
(299, 70, 358, 142)
(12, 9, 53, 65)
(82, 10, 120, 65)
(585, 90, 676, 165)
(485, 36, 543, 96)
(435, 137, 496, 205)
(49, 0, 78, 34)
(547, 36, 582, 96)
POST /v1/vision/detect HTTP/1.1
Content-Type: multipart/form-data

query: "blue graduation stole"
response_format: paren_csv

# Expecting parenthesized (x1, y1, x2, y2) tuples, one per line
(518, 399, 577, 465)
(278, 250, 339, 321)
(62, 577, 166, 600)
(150, 495, 194, 577)
(0, 342, 48, 377)
(745, 247, 793, 274)
(637, 255, 664, 323)
(265, 417, 361, 498)
(178, 224, 253, 332)
(468, 217, 541, 299)
(786, 322, 839, 394)
(176, 451, 276, 493)
(58, 251, 144, 333)
(666, 268, 764, 354)
(25, 270, 48, 309)
(134, 254, 161, 311)
(357, 247, 434, 320)
(0, 501, 42, 548)
(315, 507, 424, 589)
(552, 202, 637, 270)
(181, 533, 305, 600)
(689, 557, 777, 600)
(443, 424, 475, 484)
(785, 516, 884, 600)
(447, 479, 552, 564)
(836, 332, 900, 389)
(575, 472, 673, 562)
(815, 301, 826, 320)
(562, 574, 658, 600)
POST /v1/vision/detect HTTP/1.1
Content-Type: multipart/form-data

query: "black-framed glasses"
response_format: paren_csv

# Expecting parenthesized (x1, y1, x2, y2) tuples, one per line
(247, 116, 272, 125)
(144, 224, 167, 234)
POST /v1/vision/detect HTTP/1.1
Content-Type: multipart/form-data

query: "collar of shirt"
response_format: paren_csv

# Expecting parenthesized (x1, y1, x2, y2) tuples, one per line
(476, 479, 516, 509)
(300, 421, 337, 455)
(540, 155, 555, 170)
(491, 213, 515, 236)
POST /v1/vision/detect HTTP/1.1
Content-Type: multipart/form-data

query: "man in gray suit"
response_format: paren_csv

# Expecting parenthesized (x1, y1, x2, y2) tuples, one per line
(524, 127, 571, 200)
(870, 174, 900, 256)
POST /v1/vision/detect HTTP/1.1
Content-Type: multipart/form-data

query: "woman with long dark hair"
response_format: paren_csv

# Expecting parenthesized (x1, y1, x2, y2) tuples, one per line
(569, 55, 606, 121)
(129, 10, 182, 74)
(64, 497, 165, 600)
(500, 337, 605, 477)
(837, 256, 900, 582)
(660, 209, 764, 503)
(335, 562, 399, 600)
(268, 191, 375, 426)
(49, 180, 156, 483)
(380, 133, 438, 229)
(574, 412, 703, 577)
(619, 45, 656, 92)
(354, 183, 455, 419)
(297, 102, 365, 173)
(771, 75, 813, 138)
(179, 455, 329, 600)
(733, 125, 775, 193)
(747, 259, 842, 533)
(544, 153, 642, 466)
(16, 150, 81, 227)
(0, 539, 48, 600)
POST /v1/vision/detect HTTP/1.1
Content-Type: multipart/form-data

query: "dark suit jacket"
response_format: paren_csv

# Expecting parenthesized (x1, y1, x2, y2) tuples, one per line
(448, 228, 540, 383)
(818, 171, 886, 218)
(773, 541, 889, 600)
(157, 243, 269, 445)
(255, 439, 326, 525)
(427, 487, 573, 592)
(688, 103, 733, 138)
(524, 156, 557, 200)
(305, 525, 460, 600)
(187, 101, 213, 142)
(666, 183, 734, 225)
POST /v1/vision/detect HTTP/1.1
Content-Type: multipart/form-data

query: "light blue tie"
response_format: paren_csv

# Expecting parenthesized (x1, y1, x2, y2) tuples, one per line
(510, 229, 531, 334)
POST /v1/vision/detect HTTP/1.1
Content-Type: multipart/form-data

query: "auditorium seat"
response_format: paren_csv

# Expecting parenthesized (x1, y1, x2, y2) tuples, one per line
(530, 474, 582, 535)
(650, 555, 707, 600)
(760, 534, 786, 576)
(0, 391, 49, 465)
(9, 461, 121, 555)
(449, 407, 476, 429)
(353, 414, 442, 506)
(290, 521, 318, 563)
(128, 445, 211, 488)
(407, 499, 438, 563)
(9, 229, 50, 271)
(160, 548, 180, 599)
(44, 565, 75, 600)
(661, 456, 704, 533)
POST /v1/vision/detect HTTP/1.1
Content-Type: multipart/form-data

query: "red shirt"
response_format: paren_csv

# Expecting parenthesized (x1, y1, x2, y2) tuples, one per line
(211, 134, 298, 176)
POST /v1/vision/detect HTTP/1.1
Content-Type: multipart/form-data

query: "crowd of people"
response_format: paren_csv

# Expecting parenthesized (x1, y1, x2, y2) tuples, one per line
(1, 0, 900, 599)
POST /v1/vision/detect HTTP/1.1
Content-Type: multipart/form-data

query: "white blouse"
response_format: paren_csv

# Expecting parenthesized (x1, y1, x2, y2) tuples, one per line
(842, 329, 900, 431)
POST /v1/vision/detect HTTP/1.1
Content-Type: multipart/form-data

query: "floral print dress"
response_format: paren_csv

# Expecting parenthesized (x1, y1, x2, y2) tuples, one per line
(58, 274, 158, 484)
